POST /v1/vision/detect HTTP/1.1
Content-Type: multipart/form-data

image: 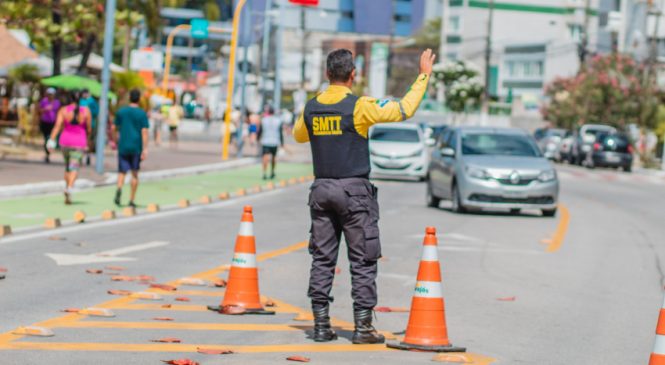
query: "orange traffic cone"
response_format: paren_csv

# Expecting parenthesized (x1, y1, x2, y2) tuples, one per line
(650, 294, 665, 364)
(211, 206, 273, 315)
(387, 227, 465, 352)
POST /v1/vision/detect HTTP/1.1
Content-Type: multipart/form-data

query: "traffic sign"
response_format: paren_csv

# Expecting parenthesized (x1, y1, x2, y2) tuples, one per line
(288, 0, 319, 6)
(191, 19, 209, 39)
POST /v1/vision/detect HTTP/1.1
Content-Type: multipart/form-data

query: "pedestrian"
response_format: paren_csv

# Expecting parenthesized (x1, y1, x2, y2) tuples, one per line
(79, 88, 99, 166)
(167, 102, 183, 148)
(258, 104, 283, 180)
(46, 90, 92, 205)
(38, 88, 61, 163)
(293, 48, 435, 344)
(111, 89, 149, 208)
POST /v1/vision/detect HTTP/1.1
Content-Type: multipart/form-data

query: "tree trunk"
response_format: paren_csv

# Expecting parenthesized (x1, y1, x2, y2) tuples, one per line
(52, 0, 62, 76)
(122, 26, 133, 69)
(77, 33, 97, 75)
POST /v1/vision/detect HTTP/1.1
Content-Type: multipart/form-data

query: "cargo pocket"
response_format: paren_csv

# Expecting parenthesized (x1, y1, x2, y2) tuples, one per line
(344, 184, 370, 213)
(363, 226, 381, 261)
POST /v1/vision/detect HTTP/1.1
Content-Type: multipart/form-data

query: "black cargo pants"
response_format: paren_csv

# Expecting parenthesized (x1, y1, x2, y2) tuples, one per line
(307, 177, 381, 310)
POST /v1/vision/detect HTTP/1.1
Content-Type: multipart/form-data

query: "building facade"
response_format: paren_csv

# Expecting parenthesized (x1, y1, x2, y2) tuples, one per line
(443, 0, 599, 103)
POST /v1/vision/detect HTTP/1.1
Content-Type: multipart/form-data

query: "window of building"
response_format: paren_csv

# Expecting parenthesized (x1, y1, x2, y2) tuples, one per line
(448, 15, 460, 33)
(569, 24, 582, 42)
(504, 60, 544, 78)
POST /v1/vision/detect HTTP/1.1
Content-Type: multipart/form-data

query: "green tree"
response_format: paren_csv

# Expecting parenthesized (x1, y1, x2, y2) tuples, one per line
(112, 70, 145, 104)
(413, 17, 441, 50)
(542, 53, 660, 130)
(432, 61, 484, 113)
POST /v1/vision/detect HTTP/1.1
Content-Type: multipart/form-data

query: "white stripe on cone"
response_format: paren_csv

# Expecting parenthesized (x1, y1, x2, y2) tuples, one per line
(421, 245, 438, 262)
(654, 334, 665, 355)
(413, 280, 443, 298)
(238, 221, 254, 236)
(231, 252, 257, 268)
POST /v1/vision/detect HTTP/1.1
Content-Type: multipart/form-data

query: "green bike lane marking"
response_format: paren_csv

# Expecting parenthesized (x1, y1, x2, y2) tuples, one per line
(0, 163, 312, 229)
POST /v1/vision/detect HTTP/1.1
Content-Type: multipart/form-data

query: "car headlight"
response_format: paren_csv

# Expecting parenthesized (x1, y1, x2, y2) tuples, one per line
(407, 148, 424, 158)
(466, 166, 489, 180)
(538, 169, 556, 182)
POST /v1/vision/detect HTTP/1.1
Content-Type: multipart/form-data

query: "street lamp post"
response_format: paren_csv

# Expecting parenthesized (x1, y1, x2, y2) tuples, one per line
(95, 0, 117, 174)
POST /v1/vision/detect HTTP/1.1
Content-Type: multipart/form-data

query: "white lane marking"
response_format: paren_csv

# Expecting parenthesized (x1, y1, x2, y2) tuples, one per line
(438, 246, 543, 255)
(46, 241, 169, 266)
(46, 241, 170, 266)
(0, 188, 293, 245)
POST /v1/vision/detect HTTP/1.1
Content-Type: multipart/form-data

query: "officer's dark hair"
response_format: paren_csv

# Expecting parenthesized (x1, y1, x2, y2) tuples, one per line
(326, 49, 355, 83)
(129, 89, 141, 103)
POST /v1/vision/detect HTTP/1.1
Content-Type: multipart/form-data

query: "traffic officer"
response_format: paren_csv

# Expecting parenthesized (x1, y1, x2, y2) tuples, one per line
(293, 48, 436, 344)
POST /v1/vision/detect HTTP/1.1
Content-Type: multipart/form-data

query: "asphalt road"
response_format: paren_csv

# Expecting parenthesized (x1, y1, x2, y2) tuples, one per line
(1, 164, 664, 364)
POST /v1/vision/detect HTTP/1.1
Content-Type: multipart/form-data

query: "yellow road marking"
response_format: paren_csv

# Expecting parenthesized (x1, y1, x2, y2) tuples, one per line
(56, 321, 300, 331)
(432, 352, 497, 364)
(542, 204, 570, 253)
(0, 241, 308, 346)
(0, 342, 388, 353)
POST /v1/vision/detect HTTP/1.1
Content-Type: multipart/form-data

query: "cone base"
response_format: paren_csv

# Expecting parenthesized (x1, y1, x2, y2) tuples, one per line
(386, 341, 466, 353)
(207, 305, 275, 315)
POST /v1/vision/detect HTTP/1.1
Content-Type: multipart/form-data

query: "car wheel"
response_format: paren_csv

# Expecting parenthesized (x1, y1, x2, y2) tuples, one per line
(510, 208, 521, 215)
(426, 179, 441, 208)
(451, 183, 467, 214)
(623, 165, 632, 172)
(542, 208, 557, 217)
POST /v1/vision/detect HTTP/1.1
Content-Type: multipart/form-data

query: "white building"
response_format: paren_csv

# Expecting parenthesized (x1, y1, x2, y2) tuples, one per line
(442, 0, 599, 103)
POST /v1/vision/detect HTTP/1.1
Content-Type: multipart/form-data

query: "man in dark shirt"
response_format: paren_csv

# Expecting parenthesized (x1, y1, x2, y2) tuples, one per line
(112, 89, 149, 207)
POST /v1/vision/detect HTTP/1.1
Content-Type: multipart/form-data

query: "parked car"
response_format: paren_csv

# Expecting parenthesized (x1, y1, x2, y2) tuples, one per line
(419, 123, 449, 147)
(426, 127, 559, 217)
(558, 133, 575, 163)
(537, 128, 568, 160)
(369, 123, 428, 180)
(570, 124, 616, 165)
(587, 133, 633, 171)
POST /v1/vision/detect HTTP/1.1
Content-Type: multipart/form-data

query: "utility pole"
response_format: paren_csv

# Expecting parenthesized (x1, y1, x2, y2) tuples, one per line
(579, 0, 592, 70)
(300, 6, 307, 89)
(649, 0, 662, 74)
(273, 1, 283, 114)
(387, 0, 395, 80)
(95, 0, 117, 174)
(483, 0, 494, 104)
(260, 0, 274, 108)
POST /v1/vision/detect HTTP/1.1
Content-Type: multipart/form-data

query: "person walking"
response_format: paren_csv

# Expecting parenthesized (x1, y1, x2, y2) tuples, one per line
(47, 90, 91, 205)
(293, 48, 435, 344)
(167, 102, 183, 148)
(79, 88, 99, 166)
(258, 104, 283, 180)
(38, 88, 61, 163)
(112, 89, 149, 208)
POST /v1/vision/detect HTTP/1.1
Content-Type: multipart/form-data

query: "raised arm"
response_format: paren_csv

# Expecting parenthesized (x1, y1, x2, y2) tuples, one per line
(353, 49, 436, 138)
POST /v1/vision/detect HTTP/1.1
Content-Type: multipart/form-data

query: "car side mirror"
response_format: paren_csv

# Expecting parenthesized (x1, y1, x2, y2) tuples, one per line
(440, 147, 455, 157)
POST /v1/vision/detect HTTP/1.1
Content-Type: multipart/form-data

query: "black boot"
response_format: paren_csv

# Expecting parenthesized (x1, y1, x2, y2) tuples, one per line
(352, 308, 385, 344)
(312, 303, 337, 342)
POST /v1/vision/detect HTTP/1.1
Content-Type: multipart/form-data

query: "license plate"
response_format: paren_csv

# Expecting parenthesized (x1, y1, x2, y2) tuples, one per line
(606, 155, 620, 163)
(503, 190, 526, 198)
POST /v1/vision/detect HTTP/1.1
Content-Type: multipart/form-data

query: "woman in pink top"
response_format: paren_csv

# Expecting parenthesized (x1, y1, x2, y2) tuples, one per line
(48, 90, 91, 204)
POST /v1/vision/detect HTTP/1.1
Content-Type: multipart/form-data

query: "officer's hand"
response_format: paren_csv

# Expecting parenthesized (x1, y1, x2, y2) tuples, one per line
(419, 48, 437, 76)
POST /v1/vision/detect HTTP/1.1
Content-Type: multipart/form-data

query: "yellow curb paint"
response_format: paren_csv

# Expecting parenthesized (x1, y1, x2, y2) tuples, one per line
(199, 195, 212, 204)
(44, 218, 61, 229)
(122, 207, 136, 217)
(0, 225, 12, 237)
(73, 211, 86, 223)
(279, 180, 287, 187)
(544, 204, 570, 253)
(218, 192, 230, 200)
(147, 203, 160, 213)
(236, 188, 246, 196)
(101, 210, 116, 220)
(288, 177, 297, 185)
(299, 176, 306, 183)
(178, 199, 190, 208)
(55, 321, 300, 331)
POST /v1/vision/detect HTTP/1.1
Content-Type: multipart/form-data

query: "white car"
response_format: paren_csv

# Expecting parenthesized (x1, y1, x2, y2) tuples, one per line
(369, 124, 428, 180)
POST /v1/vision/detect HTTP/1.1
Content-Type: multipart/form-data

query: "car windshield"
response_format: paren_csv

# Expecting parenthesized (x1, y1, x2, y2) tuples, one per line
(461, 133, 540, 157)
(370, 128, 420, 143)
(545, 129, 566, 138)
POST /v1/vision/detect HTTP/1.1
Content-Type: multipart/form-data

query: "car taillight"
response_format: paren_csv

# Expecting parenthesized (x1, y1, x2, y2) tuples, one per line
(627, 144, 633, 154)
(593, 143, 601, 151)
